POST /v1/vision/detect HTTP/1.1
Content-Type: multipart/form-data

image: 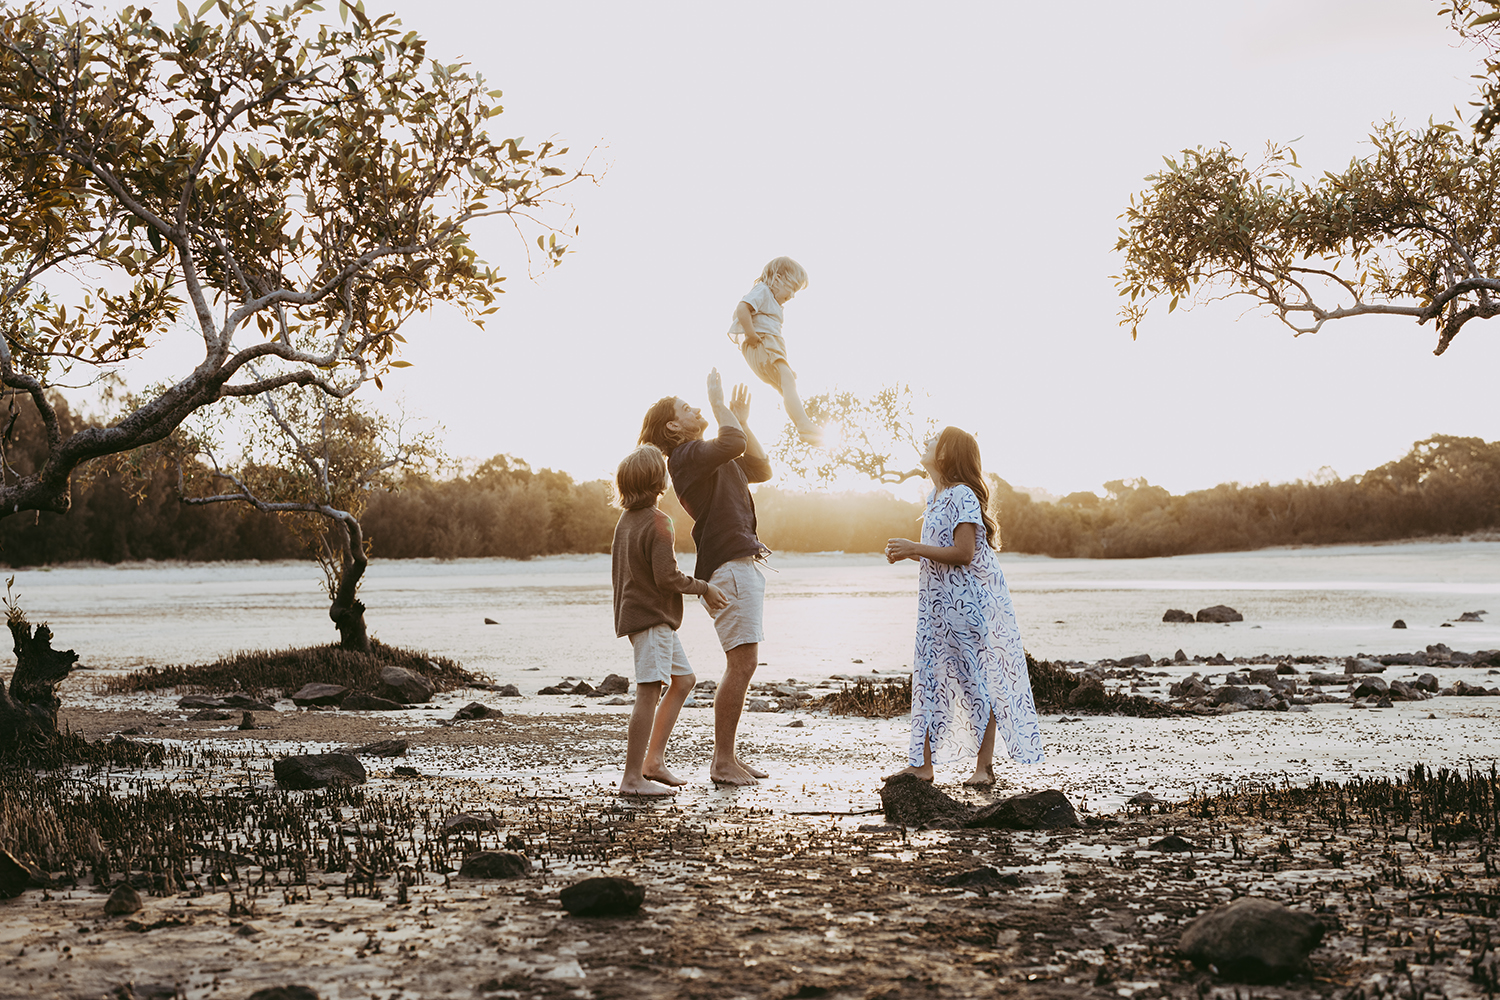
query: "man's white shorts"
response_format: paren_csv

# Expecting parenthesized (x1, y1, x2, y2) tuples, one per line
(628, 624, 694, 685)
(700, 556, 765, 651)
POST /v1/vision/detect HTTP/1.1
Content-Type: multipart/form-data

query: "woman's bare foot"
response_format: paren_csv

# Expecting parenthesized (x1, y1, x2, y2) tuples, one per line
(642, 765, 687, 787)
(883, 765, 934, 782)
(963, 765, 996, 787)
(618, 777, 678, 797)
(709, 761, 759, 786)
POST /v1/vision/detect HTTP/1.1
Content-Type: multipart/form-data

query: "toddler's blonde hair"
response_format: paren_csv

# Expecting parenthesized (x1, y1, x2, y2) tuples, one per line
(756, 256, 808, 292)
(614, 444, 668, 510)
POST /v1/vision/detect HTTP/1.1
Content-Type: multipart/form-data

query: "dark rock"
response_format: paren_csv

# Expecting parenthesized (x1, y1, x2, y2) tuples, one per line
(272, 753, 367, 790)
(218, 693, 276, 711)
(377, 665, 435, 704)
(290, 683, 348, 707)
(341, 692, 408, 711)
(1177, 896, 1324, 983)
(879, 773, 971, 827)
(966, 789, 1079, 830)
(187, 709, 232, 721)
(1307, 672, 1345, 686)
(0, 848, 30, 899)
(1375, 695, 1393, 708)
(495, 684, 522, 697)
(1457, 611, 1487, 622)
(1117, 653, 1153, 667)
(939, 866, 1021, 889)
(1345, 658, 1385, 674)
(1387, 680, 1418, 701)
(1169, 676, 1209, 699)
(1248, 668, 1279, 686)
(537, 685, 571, 695)
(560, 876, 644, 916)
(247, 989, 320, 1000)
(1206, 652, 1231, 666)
(483, 617, 499, 625)
(1455, 680, 1497, 696)
(1223, 672, 1249, 686)
(1415, 673, 1440, 692)
(571, 680, 596, 696)
(1149, 835, 1196, 853)
(392, 766, 420, 778)
(1276, 662, 1298, 674)
(104, 882, 143, 915)
(1196, 605, 1243, 623)
(1174, 648, 1187, 662)
(1211, 686, 1266, 707)
(1426, 643, 1453, 663)
(1067, 676, 1107, 708)
(177, 694, 226, 709)
(1392, 619, 1407, 629)
(444, 811, 500, 834)
(238, 712, 256, 730)
(1352, 676, 1389, 697)
(453, 702, 501, 721)
(458, 851, 530, 879)
(344, 739, 408, 757)
(1162, 609, 1196, 623)
(597, 673, 630, 695)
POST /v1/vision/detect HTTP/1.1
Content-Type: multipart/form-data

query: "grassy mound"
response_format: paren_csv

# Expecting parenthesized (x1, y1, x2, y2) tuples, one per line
(1027, 652, 1181, 718)
(102, 640, 478, 698)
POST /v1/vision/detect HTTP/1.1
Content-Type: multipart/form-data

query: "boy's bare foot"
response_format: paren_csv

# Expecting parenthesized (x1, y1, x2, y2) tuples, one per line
(642, 765, 687, 787)
(709, 761, 759, 786)
(883, 765, 934, 782)
(618, 777, 678, 797)
(736, 758, 768, 779)
(963, 765, 996, 787)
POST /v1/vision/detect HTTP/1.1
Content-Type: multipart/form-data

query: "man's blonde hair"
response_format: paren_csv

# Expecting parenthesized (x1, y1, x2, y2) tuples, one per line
(614, 444, 668, 510)
(757, 256, 808, 292)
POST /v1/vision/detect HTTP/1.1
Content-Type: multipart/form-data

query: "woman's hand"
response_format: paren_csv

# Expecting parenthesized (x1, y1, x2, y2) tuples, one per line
(885, 537, 918, 563)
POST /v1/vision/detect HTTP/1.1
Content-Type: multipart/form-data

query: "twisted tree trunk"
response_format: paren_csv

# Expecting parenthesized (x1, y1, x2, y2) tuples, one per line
(0, 621, 80, 753)
(329, 518, 371, 653)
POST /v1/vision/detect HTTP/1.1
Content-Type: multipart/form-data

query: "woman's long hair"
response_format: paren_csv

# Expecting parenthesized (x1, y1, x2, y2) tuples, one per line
(933, 426, 1000, 549)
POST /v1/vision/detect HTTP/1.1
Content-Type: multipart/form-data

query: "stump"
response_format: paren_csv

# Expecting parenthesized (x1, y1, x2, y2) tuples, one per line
(0, 620, 80, 753)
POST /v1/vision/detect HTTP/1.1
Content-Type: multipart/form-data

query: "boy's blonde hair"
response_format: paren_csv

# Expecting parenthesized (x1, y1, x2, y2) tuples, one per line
(757, 256, 808, 292)
(614, 444, 668, 510)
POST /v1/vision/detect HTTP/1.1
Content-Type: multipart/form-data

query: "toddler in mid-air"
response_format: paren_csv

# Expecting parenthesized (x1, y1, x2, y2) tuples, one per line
(727, 256, 821, 444)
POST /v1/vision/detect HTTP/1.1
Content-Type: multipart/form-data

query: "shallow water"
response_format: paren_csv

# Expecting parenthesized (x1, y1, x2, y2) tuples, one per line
(16, 537, 1500, 685)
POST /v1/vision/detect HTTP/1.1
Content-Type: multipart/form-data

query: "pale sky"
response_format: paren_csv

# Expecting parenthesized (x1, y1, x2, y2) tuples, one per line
(104, 1, 1500, 497)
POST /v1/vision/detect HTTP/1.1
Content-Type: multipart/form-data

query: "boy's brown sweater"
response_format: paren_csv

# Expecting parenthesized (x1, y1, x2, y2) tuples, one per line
(611, 506, 709, 637)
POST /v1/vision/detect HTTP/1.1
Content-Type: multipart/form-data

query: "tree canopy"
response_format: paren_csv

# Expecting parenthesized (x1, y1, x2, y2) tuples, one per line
(0, 0, 583, 518)
(1115, 1, 1500, 355)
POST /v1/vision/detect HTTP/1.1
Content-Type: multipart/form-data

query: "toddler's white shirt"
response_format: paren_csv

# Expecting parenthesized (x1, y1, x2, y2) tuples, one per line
(727, 281, 784, 344)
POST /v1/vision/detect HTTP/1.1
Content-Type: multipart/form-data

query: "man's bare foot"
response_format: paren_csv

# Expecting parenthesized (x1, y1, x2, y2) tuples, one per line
(883, 765, 934, 782)
(709, 761, 759, 786)
(618, 777, 678, 797)
(736, 758, 769, 779)
(963, 765, 996, 787)
(642, 765, 687, 787)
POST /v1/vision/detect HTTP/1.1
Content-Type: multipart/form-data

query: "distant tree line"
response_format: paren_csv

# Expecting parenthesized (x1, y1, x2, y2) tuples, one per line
(992, 435, 1500, 558)
(0, 396, 1494, 565)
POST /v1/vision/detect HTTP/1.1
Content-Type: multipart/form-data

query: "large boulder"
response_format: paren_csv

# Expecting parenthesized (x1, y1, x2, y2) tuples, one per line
(1352, 676, 1389, 698)
(1178, 897, 1324, 983)
(272, 753, 367, 790)
(1170, 675, 1209, 699)
(103, 882, 143, 915)
(290, 683, 348, 707)
(1196, 605, 1243, 623)
(1067, 676, 1107, 708)
(452, 702, 501, 721)
(377, 665, 435, 704)
(965, 789, 1079, 830)
(597, 674, 630, 695)
(1211, 686, 1267, 708)
(560, 876, 644, 916)
(879, 773, 971, 828)
(1162, 609, 1196, 623)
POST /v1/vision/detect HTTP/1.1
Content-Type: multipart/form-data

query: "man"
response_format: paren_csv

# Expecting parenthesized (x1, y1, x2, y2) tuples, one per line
(638, 369, 772, 786)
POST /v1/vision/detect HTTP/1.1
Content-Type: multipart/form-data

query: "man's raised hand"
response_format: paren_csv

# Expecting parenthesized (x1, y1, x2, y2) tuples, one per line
(707, 368, 726, 410)
(730, 383, 752, 424)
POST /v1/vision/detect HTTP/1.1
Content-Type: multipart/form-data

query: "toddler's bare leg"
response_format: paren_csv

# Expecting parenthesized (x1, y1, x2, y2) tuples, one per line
(620, 681, 676, 796)
(964, 712, 998, 787)
(643, 672, 695, 786)
(774, 362, 821, 444)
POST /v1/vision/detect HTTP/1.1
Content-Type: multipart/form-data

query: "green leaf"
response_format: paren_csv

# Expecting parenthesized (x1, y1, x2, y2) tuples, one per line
(196, 0, 215, 15)
(388, 360, 412, 368)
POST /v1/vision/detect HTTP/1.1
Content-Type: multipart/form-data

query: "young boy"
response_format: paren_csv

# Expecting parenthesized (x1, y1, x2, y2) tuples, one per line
(611, 444, 728, 795)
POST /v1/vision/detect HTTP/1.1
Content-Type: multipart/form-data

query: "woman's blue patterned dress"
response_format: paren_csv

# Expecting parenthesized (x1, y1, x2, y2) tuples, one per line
(909, 484, 1044, 766)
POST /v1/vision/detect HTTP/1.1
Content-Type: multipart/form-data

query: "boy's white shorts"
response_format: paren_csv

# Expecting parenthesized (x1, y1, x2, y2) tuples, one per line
(628, 624, 693, 685)
(700, 556, 765, 651)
